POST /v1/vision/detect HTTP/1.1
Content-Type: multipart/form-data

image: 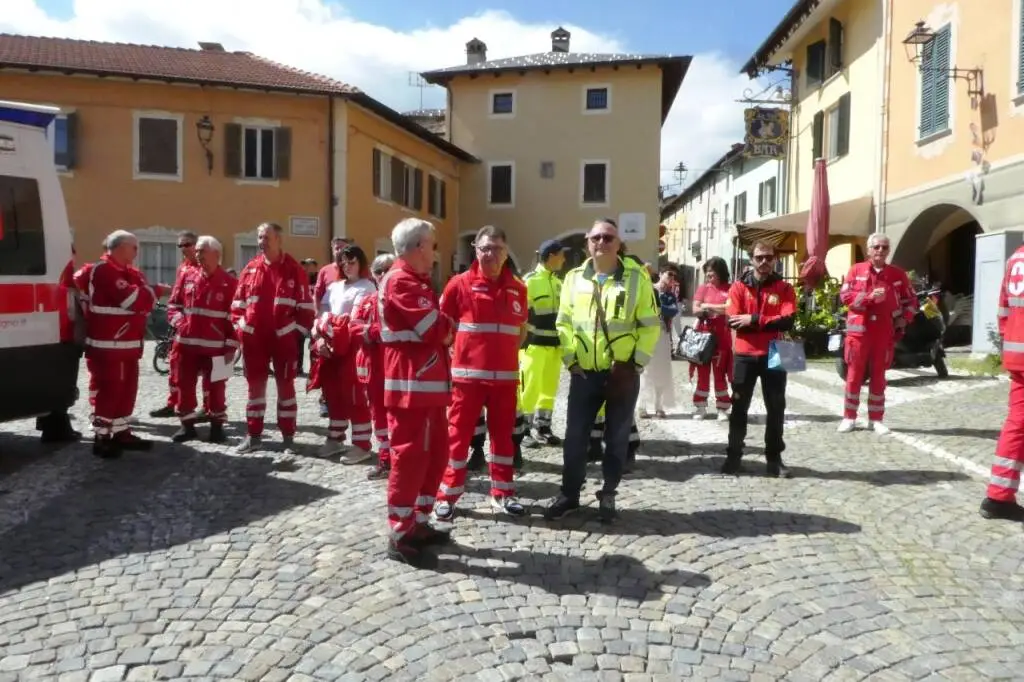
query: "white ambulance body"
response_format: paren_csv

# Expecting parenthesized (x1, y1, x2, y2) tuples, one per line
(0, 100, 79, 423)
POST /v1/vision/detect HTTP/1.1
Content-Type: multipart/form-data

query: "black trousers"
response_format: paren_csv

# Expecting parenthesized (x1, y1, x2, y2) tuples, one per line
(727, 354, 787, 462)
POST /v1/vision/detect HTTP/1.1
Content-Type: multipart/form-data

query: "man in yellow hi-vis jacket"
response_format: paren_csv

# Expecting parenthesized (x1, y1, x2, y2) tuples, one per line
(544, 219, 660, 523)
(519, 239, 567, 447)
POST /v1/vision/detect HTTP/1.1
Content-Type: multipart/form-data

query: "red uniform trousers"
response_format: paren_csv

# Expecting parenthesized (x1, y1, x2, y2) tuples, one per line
(242, 334, 299, 437)
(165, 344, 211, 411)
(90, 355, 140, 439)
(988, 371, 1024, 502)
(386, 406, 448, 541)
(438, 381, 517, 502)
(693, 342, 733, 410)
(86, 357, 98, 413)
(365, 374, 390, 465)
(843, 334, 891, 421)
(174, 346, 228, 424)
(321, 354, 372, 449)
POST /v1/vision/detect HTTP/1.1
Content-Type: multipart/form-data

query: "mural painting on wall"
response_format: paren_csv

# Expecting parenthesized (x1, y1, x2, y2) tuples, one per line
(967, 94, 997, 206)
(742, 108, 789, 159)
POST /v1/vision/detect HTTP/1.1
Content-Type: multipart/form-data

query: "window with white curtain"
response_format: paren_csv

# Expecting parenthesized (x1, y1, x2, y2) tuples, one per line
(137, 241, 179, 287)
(239, 244, 259, 268)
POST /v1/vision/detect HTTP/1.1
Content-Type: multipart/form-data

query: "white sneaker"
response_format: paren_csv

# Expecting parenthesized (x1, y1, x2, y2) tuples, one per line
(837, 419, 856, 433)
(692, 406, 707, 420)
(319, 439, 345, 458)
(340, 447, 373, 465)
(716, 410, 729, 422)
(870, 421, 891, 435)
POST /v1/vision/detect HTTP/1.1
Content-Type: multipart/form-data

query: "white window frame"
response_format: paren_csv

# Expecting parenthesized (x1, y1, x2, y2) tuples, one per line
(487, 161, 515, 208)
(235, 231, 259, 272)
(580, 159, 610, 207)
(1012, 0, 1024, 111)
(582, 84, 612, 115)
(826, 104, 842, 160)
(133, 226, 182, 286)
(914, 7, 957, 149)
(402, 164, 417, 209)
(374, 145, 393, 203)
(489, 89, 517, 119)
(45, 109, 74, 176)
(132, 110, 184, 182)
(235, 116, 281, 185)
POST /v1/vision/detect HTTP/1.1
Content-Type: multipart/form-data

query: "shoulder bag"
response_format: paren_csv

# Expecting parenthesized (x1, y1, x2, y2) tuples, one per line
(593, 279, 638, 399)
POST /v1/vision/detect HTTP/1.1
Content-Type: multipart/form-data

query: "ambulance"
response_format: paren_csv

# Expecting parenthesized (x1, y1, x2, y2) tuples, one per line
(0, 101, 80, 424)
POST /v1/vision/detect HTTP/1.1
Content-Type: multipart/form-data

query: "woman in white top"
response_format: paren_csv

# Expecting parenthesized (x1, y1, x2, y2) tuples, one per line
(325, 245, 377, 315)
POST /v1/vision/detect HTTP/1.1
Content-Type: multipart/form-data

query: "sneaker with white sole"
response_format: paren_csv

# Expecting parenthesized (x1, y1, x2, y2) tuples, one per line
(491, 495, 527, 516)
(340, 447, 373, 465)
(319, 439, 346, 458)
(870, 421, 891, 435)
(433, 500, 455, 523)
(716, 410, 729, 422)
(692, 406, 707, 420)
(837, 418, 856, 433)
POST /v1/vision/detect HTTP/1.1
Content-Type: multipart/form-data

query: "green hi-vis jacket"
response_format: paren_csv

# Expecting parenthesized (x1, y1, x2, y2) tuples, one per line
(556, 256, 661, 371)
(523, 263, 562, 347)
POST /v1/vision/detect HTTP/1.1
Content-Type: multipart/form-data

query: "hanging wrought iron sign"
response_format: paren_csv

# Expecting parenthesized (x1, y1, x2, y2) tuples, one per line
(743, 107, 789, 159)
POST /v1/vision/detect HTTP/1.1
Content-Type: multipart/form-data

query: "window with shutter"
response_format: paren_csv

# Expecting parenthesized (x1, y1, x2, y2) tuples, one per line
(241, 126, 277, 180)
(372, 149, 382, 198)
(427, 175, 437, 215)
(805, 41, 827, 88)
(757, 182, 765, 215)
(581, 162, 608, 204)
(919, 25, 952, 138)
(1019, 6, 1024, 94)
(811, 111, 825, 163)
(390, 158, 405, 204)
(489, 164, 513, 205)
(224, 123, 242, 177)
(51, 113, 78, 170)
(836, 93, 851, 157)
(828, 19, 844, 76)
(135, 115, 181, 178)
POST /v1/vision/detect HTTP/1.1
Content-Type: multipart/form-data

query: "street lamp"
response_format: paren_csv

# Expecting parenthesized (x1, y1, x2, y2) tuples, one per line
(195, 115, 215, 174)
(901, 20, 984, 99)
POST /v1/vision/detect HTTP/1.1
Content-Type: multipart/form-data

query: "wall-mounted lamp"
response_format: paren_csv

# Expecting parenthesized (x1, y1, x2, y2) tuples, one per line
(902, 20, 984, 100)
(195, 115, 215, 174)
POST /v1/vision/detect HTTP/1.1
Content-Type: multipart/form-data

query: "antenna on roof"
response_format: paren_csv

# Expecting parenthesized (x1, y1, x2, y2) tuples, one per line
(198, 42, 225, 52)
(407, 72, 430, 110)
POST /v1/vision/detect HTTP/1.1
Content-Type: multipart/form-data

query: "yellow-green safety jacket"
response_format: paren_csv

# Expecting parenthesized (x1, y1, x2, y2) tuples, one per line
(523, 263, 562, 347)
(556, 256, 661, 371)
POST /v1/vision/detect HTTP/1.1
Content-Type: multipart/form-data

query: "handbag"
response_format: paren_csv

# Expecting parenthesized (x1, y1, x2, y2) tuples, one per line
(593, 280, 638, 399)
(767, 338, 807, 373)
(677, 324, 717, 365)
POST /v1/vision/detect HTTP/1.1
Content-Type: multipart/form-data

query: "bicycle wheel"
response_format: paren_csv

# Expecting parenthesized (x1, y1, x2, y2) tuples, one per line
(152, 340, 171, 375)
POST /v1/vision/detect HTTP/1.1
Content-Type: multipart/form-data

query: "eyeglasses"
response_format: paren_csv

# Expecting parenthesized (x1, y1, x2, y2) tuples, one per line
(475, 245, 506, 255)
(588, 234, 616, 244)
(178, 243, 194, 249)
(869, 244, 890, 251)
(753, 254, 775, 262)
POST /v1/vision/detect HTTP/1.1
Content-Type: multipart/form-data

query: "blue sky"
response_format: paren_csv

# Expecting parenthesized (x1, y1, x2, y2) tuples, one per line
(17, 0, 797, 190)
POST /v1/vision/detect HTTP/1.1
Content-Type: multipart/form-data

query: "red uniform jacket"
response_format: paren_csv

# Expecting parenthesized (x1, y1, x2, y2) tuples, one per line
(839, 262, 916, 341)
(306, 312, 354, 391)
(167, 266, 238, 355)
(726, 271, 797, 356)
(441, 262, 527, 384)
(83, 255, 157, 360)
(998, 245, 1024, 372)
(378, 258, 453, 408)
(350, 289, 383, 385)
(231, 253, 315, 346)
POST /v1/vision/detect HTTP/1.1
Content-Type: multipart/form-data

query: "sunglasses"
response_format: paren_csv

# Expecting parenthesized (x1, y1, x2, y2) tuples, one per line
(588, 234, 616, 244)
(753, 254, 775, 262)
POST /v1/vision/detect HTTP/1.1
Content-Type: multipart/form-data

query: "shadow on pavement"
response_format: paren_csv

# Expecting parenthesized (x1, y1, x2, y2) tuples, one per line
(433, 545, 711, 598)
(887, 374, 995, 387)
(0, 432, 79, 479)
(894, 426, 1001, 441)
(784, 467, 971, 485)
(0, 437, 336, 594)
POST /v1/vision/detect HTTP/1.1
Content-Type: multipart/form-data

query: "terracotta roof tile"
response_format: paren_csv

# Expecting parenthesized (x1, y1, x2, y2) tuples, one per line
(0, 33, 359, 96)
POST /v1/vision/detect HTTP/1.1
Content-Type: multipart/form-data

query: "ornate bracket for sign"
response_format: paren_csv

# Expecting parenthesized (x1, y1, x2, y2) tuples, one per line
(735, 76, 793, 106)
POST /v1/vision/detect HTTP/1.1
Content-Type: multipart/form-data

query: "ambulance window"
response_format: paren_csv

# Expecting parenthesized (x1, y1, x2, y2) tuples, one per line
(0, 176, 46, 276)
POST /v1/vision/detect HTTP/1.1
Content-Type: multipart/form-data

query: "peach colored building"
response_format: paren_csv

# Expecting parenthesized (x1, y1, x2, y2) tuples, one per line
(0, 34, 472, 286)
(880, 0, 1024, 299)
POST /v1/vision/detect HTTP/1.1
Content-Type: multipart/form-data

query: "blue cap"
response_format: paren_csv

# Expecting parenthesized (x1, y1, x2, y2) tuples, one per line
(538, 239, 566, 259)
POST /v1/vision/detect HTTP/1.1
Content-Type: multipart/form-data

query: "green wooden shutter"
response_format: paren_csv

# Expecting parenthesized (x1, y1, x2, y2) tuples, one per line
(836, 93, 851, 157)
(811, 111, 824, 163)
(931, 26, 951, 133)
(1019, 8, 1024, 93)
(918, 39, 936, 136)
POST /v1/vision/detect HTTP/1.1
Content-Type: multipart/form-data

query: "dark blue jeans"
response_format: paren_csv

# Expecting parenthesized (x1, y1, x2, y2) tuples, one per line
(561, 368, 641, 500)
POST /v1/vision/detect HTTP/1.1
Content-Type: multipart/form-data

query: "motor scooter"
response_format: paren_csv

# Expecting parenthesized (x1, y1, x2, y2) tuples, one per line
(829, 287, 948, 380)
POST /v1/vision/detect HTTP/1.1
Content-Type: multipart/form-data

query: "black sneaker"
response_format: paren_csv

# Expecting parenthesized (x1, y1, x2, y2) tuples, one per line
(171, 425, 198, 443)
(467, 447, 486, 472)
(491, 495, 527, 516)
(766, 460, 792, 479)
(115, 433, 152, 451)
(92, 437, 122, 459)
(543, 495, 580, 521)
(433, 500, 456, 524)
(207, 422, 227, 444)
(980, 497, 1024, 521)
(720, 456, 742, 475)
(386, 538, 423, 565)
(537, 428, 562, 446)
(521, 435, 541, 449)
(596, 490, 617, 523)
(149, 405, 176, 418)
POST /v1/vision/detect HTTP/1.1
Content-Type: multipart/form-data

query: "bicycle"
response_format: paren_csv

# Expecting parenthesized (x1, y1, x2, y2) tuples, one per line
(150, 305, 242, 375)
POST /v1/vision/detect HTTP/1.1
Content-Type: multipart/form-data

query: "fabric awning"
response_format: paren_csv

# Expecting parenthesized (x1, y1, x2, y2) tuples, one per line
(735, 195, 874, 250)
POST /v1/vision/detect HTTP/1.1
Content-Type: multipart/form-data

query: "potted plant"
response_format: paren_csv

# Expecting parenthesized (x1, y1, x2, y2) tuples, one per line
(793, 278, 844, 357)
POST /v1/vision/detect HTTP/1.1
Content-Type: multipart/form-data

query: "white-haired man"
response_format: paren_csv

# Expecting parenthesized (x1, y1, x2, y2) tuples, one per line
(838, 232, 916, 434)
(379, 218, 454, 565)
(167, 236, 238, 444)
(85, 230, 157, 458)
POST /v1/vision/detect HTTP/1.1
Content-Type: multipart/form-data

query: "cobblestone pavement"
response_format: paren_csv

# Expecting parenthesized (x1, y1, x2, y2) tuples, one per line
(1, 342, 1023, 681)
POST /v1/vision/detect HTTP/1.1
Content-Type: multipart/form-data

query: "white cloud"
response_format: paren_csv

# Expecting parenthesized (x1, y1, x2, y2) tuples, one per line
(3, 1, 762, 192)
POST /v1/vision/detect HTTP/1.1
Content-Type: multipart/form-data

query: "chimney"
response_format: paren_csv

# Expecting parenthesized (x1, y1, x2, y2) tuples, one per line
(466, 38, 487, 65)
(197, 41, 225, 52)
(551, 27, 570, 53)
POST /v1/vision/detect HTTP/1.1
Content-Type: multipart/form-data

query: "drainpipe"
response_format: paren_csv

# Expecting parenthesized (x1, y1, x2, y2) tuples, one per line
(327, 96, 336, 247)
(877, 0, 894, 235)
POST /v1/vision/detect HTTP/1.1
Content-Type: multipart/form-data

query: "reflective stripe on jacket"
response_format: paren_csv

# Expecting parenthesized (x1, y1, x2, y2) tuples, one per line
(231, 253, 315, 342)
(442, 261, 527, 384)
(351, 290, 383, 384)
(378, 259, 453, 408)
(556, 257, 660, 371)
(524, 263, 562, 347)
(168, 266, 238, 355)
(999, 246, 1024, 371)
(839, 262, 915, 339)
(84, 256, 157, 359)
